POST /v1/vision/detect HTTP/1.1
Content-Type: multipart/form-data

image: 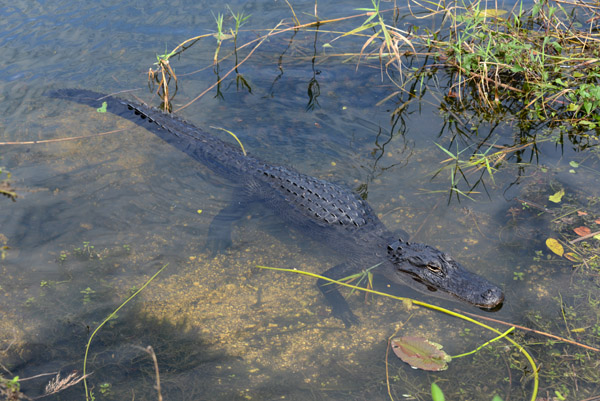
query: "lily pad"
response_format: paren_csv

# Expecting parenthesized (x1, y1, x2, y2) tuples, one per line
(391, 336, 451, 371)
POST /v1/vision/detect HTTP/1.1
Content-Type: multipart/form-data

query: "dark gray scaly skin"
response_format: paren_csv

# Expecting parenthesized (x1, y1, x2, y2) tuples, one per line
(49, 89, 504, 326)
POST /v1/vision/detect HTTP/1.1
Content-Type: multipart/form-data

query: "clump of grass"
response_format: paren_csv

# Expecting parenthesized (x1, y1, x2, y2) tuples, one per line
(401, 0, 600, 131)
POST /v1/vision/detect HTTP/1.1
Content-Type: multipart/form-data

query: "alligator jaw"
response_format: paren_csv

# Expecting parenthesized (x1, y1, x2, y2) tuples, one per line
(387, 240, 504, 309)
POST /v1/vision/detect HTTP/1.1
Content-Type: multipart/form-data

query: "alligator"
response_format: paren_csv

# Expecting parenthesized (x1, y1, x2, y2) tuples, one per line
(50, 89, 504, 326)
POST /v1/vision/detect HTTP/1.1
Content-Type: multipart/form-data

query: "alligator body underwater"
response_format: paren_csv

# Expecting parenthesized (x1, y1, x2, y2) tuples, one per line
(50, 89, 504, 326)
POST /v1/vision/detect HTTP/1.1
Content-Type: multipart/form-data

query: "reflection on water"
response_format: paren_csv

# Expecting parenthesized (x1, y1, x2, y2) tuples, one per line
(1, 0, 600, 400)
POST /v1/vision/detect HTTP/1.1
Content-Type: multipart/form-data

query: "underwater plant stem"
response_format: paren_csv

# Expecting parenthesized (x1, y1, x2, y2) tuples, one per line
(452, 326, 515, 358)
(83, 263, 169, 401)
(256, 265, 539, 401)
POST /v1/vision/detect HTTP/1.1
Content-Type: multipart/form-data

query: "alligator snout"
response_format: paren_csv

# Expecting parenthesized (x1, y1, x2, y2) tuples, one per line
(478, 286, 504, 309)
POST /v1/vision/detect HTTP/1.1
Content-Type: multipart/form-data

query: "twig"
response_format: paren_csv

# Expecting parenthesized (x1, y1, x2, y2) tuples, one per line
(569, 230, 600, 244)
(457, 310, 600, 352)
(146, 346, 162, 401)
(17, 372, 58, 382)
(0, 129, 127, 146)
(385, 317, 412, 401)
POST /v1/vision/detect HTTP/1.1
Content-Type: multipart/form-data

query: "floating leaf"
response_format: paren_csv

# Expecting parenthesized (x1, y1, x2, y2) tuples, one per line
(96, 101, 107, 113)
(546, 238, 564, 257)
(577, 211, 587, 216)
(391, 336, 451, 371)
(595, 219, 600, 225)
(594, 234, 600, 241)
(564, 252, 582, 262)
(431, 382, 445, 401)
(569, 161, 579, 168)
(574, 226, 591, 237)
(548, 189, 564, 203)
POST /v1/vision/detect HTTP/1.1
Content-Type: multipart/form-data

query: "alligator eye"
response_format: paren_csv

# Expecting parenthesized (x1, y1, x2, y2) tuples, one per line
(426, 263, 442, 274)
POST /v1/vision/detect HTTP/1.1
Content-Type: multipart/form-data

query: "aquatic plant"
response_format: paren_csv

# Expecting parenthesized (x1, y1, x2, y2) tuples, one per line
(0, 164, 16, 202)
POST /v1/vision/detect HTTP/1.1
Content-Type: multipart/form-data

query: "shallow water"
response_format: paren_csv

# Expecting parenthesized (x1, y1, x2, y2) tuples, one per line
(1, 1, 600, 400)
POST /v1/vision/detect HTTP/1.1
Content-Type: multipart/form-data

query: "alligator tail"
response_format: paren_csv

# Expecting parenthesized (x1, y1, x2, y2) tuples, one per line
(47, 89, 249, 179)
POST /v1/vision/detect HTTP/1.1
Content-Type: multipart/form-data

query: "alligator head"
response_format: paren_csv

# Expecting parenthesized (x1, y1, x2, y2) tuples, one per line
(387, 239, 504, 309)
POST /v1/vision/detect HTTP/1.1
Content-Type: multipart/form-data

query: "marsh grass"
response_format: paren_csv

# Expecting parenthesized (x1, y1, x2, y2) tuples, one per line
(142, 0, 600, 199)
(0, 165, 16, 202)
(402, 0, 600, 130)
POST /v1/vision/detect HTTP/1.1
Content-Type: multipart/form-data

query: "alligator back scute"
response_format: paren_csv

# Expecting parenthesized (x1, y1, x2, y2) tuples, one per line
(257, 164, 373, 229)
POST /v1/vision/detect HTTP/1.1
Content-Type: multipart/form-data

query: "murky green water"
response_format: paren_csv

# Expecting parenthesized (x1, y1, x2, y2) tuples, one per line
(1, 1, 600, 400)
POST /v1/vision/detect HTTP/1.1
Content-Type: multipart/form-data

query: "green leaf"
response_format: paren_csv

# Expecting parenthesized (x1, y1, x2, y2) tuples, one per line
(551, 41, 563, 53)
(555, 78, 567, 87)
(510, 65, 525, 73)
(96, 101, 107, 113)
(548, 189, 564, 203)
(569, 161, 579, 168)
(479, 8, 507, 17)
(492, 396, 504, 401)
(431, 382, 445, 401)
(594, 234, 600, 241)
(391, 336, 451, 371)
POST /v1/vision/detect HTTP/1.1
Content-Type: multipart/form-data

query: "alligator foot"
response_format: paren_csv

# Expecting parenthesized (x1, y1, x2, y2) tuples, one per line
(205, 197, 250, 256)
(332, 305, 360, 328)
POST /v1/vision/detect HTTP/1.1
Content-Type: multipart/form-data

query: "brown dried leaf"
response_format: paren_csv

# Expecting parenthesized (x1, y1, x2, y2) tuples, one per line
(574, 226, 592, 237)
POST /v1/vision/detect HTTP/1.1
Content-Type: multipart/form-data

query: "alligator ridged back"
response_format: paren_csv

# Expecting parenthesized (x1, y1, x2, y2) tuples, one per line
(49, 89, 386, 234)
(256, 164, 376, 229)
(48, 89, 254, 181)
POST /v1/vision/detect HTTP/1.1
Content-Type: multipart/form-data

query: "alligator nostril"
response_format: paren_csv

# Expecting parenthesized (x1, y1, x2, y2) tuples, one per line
(482, 287, 504, 304)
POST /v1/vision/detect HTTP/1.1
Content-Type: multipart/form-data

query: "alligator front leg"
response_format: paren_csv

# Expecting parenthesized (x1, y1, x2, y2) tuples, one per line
(206, 198, 250, 255)
(317, 262, 362, 327)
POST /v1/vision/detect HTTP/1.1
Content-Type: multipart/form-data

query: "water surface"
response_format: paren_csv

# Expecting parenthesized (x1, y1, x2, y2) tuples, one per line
(1, 1, 599, 400)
